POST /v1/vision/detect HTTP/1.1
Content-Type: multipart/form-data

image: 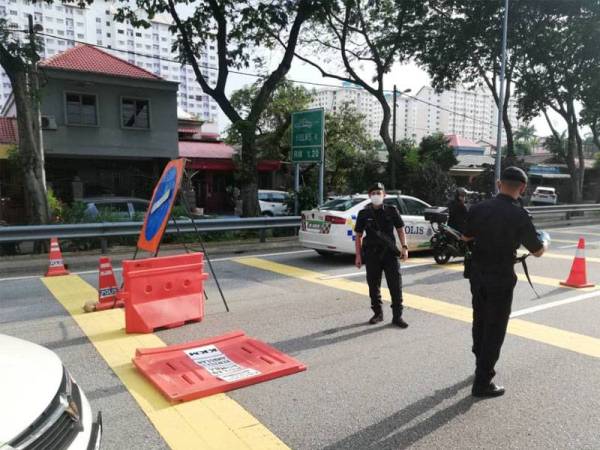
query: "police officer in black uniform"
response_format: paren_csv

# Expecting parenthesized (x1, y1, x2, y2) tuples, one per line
(354, 183, 409, 328)
(448, 187, 468, 233)
(463, 167, 545, 397)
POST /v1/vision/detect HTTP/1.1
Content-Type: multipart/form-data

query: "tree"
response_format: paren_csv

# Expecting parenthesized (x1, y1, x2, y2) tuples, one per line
(226, 80, 313, 161)
(287, 0, 429, 189)
(323, 103, 380, 193)
(0, 18, 50, 224)
(117, 1, 330, 216)
(543, 131, 567, 164)
(417, 0, 542, 157)
(418, 133, 457, 171)
(516, 1, 600, 202)
(513, 124, 538, 156)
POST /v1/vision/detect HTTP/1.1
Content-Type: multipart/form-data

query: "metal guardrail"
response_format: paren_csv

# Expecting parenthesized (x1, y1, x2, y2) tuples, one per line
(0, 216, 302, 243)
(0, 204, 599, 244)
(527, 204, 600, 227)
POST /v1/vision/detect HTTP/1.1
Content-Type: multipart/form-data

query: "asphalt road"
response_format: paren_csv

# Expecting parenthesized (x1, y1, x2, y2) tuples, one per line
(1, 224, 600, 449)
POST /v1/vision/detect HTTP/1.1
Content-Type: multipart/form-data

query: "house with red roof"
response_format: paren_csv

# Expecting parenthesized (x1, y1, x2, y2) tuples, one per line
(2, 44, 178, 204)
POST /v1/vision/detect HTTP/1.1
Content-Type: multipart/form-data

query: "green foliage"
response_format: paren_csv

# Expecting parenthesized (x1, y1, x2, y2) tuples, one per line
(544, 132, 568, 164)
(287, 185, 319, 213)
(405, 161, 455, 206)
(418, 133, 457, 171)
(470, 157, 528, 196)
(47, 189, 63, 222)
(513, 125, 538, 156)
(226, 80, 313, 160)
(62, 201, 87, 224)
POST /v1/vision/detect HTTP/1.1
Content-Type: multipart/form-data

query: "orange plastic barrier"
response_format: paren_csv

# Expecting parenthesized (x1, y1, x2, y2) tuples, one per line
(560, 238, 594, 288)
(133, 330, 307, 402)
(122, 252, 208, 333)
(45, 238, 69, 277)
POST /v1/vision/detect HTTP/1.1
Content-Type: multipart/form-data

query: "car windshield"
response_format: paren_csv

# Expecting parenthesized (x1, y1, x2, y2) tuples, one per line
(319, 197, 365, 211)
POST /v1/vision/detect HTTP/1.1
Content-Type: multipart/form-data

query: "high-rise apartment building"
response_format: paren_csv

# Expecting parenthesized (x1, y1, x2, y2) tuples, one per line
(0, 0, 219, 123)
(310, 83, 521, 148)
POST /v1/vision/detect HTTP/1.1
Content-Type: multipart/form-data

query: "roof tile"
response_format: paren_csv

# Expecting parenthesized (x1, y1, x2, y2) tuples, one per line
(40, 44, 163, 81)
(0, 117, 18, 144)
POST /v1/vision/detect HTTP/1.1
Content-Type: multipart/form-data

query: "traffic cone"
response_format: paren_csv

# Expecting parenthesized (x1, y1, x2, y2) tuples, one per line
(560, 238, 594, 288)
(45, 238, 69, 277)
(85, 257, 124, 312)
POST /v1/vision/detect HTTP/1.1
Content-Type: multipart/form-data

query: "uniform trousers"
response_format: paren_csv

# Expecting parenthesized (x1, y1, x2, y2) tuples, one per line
(365, 248, 403, 317)
(469, 264, 517, 386)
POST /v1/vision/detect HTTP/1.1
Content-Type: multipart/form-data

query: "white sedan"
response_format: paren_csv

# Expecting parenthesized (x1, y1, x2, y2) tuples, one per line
(299, 194, 434, 256)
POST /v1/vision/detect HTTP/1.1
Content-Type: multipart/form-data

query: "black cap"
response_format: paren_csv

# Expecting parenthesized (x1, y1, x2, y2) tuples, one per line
(368, 182, 385, 193)
(501, 166, 528, 184)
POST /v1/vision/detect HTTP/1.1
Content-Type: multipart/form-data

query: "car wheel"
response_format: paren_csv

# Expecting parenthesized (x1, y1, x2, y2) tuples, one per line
(262, 211, 274, 217)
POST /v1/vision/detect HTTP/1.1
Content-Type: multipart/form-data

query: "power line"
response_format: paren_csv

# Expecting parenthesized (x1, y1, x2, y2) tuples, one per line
(13, 28, 501, 129)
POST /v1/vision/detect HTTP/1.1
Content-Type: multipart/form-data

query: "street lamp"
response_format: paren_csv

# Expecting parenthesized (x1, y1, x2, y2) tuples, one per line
(494, 0, 510, 192)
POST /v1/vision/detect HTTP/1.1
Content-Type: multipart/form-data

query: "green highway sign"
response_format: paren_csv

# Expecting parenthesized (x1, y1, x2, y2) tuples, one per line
(291, 108, 324, 162)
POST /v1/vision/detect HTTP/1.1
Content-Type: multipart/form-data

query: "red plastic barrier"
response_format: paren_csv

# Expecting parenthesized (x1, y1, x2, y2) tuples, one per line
(122, 253, 208, 333)
(133, 330, 307, 402)
(45, 238, 69, 277)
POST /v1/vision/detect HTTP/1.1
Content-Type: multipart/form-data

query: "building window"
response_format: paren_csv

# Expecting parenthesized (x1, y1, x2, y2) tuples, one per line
(118, 29, 124, 34)
(66, 18, 73, 28)
(65, 93, 98, 126)
(106, 32, 111, 37)
(127, 40, 134, 46)
(122, 98, 150, 129)
(135, 32, 142, 37)
(127, 29, 133, 36)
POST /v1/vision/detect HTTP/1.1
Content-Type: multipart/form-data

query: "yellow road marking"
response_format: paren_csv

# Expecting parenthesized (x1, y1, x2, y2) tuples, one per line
(408, 255, 598, 289)
(42, 275, 289, 450)
(544, 251, 600, 265)
(235, 258, 600, 359)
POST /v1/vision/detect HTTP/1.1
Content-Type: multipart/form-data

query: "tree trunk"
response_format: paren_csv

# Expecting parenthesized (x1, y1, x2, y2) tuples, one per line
(566, 123, 582, 203)
(377, 96, 395, 188)
(238, 122, 259, 217)
(11, 70, 49, 224)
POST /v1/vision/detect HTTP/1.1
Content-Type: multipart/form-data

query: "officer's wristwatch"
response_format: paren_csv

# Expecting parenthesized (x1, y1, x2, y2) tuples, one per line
(401, 245, 408, 250)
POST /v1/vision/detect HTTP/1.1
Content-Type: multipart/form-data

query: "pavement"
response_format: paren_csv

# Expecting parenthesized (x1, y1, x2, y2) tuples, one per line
(1, 224, 600, 449)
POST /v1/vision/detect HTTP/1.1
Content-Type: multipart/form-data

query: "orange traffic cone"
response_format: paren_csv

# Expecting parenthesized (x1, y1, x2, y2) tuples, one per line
(45, 238, 69, 277)
(85, 257, 124, 312)
(560, 238, 594, 288)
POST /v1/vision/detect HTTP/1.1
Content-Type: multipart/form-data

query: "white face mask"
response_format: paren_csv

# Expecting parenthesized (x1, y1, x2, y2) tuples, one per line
(370, 194, 384, 206)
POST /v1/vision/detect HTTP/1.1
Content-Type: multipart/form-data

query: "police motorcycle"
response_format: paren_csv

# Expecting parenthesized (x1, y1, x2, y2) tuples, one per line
(423, 207, 467, 264)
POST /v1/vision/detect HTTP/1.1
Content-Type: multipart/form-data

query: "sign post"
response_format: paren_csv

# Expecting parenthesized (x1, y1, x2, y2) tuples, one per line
(291, 108, 325, 207)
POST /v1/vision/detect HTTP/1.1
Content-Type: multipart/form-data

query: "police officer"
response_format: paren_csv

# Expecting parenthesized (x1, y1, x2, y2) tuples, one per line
(463, 167, 545, 397)
(354, 183, 409, 328)
(448, 187, 468, 233)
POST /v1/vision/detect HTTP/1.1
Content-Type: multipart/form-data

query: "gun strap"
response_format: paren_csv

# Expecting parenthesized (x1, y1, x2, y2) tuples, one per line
(517, 254, 540, 299)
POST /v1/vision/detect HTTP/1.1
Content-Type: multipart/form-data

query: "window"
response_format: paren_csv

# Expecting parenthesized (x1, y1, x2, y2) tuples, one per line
(106, 32, 111, 37)
(58, 40, 65, 46)
(127, 29, 133, 36)
(127, 40, 134, 46)
(96, 28, 101, 34)
(152, 33, 159, 41)
(65, 93, 98, 126)
(57, 30, 64, 36)
(56, 17, 63, 23)
(66, 30, 74, 37)
(121, 98, 150, 129)
(96, 17, 101, 23)
(96, 40, 102, 46)
(402, 197, 428, 216)
(66, 18, 73, 28)
(135, 32, 141, 37)
(46, 16, 53, 22)
(106, 21, 110, 26)
(161, 37, 166, 42)
(117, 29, 124, 34)
(9, 9, 16, 15)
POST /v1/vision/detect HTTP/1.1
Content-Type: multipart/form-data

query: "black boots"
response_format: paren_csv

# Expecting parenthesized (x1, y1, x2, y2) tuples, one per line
(472, 382, 505, 398)
(368, 312, 383, 324)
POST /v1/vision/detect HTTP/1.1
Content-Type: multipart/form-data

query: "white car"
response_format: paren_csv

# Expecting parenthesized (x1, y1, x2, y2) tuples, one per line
(0, 334, 102, 450)
(531, 186, 558, 205)
(300, 194, 434, 256)
(259, 190, 290, 216)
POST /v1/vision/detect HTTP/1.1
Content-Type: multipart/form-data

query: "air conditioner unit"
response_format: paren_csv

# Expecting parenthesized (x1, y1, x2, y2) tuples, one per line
(41, 115, 57, 130)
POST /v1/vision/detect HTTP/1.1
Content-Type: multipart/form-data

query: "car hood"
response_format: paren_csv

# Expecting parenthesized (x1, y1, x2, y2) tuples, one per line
(0, 334, 63, 445)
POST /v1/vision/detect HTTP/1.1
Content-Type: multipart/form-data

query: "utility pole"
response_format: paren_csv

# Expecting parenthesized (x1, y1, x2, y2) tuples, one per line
(494, 0, 509, 192)
(391, 84, 397, 189)
(28, 14, 46, 191)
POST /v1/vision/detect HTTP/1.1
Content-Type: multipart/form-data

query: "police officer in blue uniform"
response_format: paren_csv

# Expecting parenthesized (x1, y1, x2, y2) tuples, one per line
(463, 167, 545, 397)
(354, 183, 409, 328)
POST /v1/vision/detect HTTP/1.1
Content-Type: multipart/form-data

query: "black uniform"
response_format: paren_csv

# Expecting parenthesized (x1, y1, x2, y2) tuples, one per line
(464, 194, 543, 387)
(447, 199, 468, 233)
(354, 204, 405, 318)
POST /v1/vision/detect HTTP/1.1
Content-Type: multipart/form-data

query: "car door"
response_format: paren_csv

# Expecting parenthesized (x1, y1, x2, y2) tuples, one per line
(271, 193, 288, 216)
(400, 196, 433, 250)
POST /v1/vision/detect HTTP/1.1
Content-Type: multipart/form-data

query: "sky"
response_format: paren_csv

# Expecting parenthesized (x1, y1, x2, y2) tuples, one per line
(216, 52, 562, 138)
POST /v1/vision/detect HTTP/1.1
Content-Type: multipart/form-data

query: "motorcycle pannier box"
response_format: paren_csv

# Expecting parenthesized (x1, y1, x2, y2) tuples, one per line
(424, 207, 449, 224)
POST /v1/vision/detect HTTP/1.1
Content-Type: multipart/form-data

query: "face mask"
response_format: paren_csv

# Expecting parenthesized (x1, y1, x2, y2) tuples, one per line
(370, 194, 383, 206)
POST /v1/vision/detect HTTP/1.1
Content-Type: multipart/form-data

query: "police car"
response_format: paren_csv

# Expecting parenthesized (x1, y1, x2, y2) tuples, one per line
(300, 194, 433, 256)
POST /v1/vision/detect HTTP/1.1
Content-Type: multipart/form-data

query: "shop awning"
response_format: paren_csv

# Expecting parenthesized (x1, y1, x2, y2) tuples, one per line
(180, 141, 280, 172)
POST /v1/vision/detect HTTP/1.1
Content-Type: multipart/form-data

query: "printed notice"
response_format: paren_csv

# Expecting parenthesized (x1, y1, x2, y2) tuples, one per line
(184, 345, 260, 382)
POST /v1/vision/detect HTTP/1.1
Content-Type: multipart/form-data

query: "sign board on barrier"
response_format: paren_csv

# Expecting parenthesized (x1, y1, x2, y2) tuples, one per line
(137, 159, 185, 253)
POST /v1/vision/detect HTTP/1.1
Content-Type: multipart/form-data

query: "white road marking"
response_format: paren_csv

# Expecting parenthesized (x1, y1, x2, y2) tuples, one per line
(511, 290, 600, 318)
(0, 249, 314, 282)
(558, 241, 600, 249)
(318, 262, 433, 280)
